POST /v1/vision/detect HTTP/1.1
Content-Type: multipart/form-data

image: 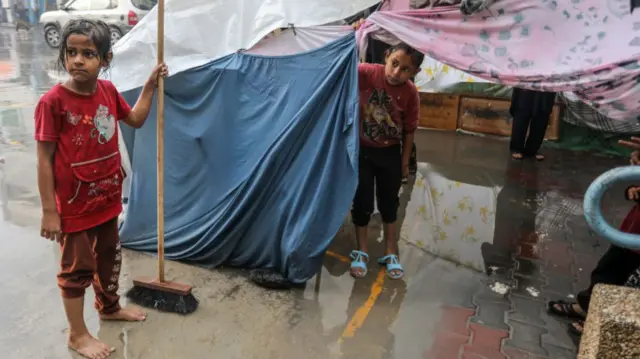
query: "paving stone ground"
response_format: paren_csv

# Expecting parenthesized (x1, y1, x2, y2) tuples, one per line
(407, 131, 628, 359)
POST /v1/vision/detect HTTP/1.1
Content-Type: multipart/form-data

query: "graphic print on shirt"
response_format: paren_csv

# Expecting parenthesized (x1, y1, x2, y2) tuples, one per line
(66, 105, 116, 145)
(362, 89, 400, 142)
(92, 105, 116, 144)
(63, 103, 122, 214)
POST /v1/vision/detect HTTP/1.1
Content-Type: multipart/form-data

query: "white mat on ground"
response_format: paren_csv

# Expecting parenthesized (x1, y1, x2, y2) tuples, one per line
(400, 163, 501, 272)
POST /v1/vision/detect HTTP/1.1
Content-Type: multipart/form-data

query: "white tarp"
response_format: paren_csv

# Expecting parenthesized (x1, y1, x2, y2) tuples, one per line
(247, 26, 352, 56)
(105, 0, 379, 92)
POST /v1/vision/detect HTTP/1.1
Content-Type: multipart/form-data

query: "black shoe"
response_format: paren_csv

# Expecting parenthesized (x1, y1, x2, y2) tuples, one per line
(249, 268, 305, 290)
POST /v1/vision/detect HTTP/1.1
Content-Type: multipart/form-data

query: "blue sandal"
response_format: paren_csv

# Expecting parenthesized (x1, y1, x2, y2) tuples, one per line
(350, 250, 369, 278)
(378, 254, 404, 279)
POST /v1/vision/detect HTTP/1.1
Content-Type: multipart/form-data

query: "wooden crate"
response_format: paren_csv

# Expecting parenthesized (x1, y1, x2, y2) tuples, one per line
(458, 96, 560, 140)
(418, 93, 460, 131)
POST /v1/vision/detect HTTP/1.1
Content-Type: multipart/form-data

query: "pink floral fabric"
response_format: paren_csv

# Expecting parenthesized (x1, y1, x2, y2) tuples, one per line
(357, 0, 640, 120)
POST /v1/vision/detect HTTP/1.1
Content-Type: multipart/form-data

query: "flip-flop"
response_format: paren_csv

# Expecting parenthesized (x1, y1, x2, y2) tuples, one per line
(378, 254, 404, 279)
(349, 250, 369, 278)
(547, 300, 586, 319)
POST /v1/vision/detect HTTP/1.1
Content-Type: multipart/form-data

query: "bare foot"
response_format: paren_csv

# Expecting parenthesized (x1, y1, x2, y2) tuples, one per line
(68, 332, 114, 359)
(511, 152, 523, 160)
(535, 153, 545, 161)
(100, 307, 147, 321)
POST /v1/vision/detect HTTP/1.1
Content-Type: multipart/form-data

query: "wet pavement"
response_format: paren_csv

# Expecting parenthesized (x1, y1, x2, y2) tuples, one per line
(0, 27, 633, 359)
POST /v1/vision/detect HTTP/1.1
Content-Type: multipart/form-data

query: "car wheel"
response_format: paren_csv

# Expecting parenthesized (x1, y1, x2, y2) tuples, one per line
(110, 27, 122, 45)
(44, 26, 61, 48)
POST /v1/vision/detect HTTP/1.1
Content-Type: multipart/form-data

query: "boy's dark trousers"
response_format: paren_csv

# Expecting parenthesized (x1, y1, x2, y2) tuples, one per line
(352, 145, 402, 226)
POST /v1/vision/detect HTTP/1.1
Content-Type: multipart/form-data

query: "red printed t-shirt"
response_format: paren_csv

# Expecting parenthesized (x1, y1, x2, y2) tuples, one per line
(358, 63, 419, 148)
(34, 80, 131, 233)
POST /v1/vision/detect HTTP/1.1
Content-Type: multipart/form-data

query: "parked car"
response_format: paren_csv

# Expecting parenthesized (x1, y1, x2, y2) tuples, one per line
(39, 0, 157, 48)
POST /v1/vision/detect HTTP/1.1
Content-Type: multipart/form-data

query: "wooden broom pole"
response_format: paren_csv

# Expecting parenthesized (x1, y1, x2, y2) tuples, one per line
(157, 0, 165, 283)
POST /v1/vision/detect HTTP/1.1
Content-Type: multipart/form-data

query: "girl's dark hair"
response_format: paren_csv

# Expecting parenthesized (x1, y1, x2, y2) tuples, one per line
(57, 19, 112, 72)
(386, 43, 424, 68)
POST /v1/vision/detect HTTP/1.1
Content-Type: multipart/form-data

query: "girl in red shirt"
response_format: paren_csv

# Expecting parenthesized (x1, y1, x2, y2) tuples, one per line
(35, 19, 167, 359)
(349, 40, 423, 280)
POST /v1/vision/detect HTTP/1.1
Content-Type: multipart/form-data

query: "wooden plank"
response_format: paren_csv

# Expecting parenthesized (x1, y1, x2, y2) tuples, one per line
(458, 96, 561, 141)
(418, 93, 459, 131)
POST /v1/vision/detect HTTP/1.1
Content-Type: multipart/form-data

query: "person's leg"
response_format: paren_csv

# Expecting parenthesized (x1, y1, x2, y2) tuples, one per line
(551, 206, 640, 316)
(375, 146, 404, 279)
(350, 150, 375, 277)
(524, 92, 555, 159)
(92, 217, 146, 321)
(523, 115, 550, 160)
(509, 115, 530, 159)
(58, 229, 114, 359)
(509, 88, 532, 159)
(575, 244, 640, 312)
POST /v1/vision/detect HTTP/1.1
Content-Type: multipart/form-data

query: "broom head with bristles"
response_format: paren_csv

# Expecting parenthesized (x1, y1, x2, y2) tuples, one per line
(126, 276, 199, 315)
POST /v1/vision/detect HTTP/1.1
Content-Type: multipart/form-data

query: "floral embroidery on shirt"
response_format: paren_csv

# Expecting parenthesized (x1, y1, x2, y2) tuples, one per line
(72, 133, 84, 146)
(82, 114, 93, 126)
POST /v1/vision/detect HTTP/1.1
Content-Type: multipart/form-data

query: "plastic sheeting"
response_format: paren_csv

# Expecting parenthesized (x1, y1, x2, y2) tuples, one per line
(118, 25, 351, 205)
(247, 26, 352, 56)
(561, 92, 640, 134)
(105, 0, 379, 93)
(118, 34, 359, 283)
(357, 1, 640, 120)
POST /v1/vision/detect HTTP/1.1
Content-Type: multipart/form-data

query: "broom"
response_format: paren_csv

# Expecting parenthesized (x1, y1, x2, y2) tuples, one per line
(125, 0, 198, 315)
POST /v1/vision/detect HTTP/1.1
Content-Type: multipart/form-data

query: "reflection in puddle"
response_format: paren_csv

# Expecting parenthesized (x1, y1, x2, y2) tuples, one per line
(402, 162, 501, 272)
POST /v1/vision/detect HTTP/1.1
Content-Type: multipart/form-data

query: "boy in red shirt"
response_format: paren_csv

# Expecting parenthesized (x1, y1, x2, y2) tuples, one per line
(349, 42, 423, 280)
(35, 19, 167, 359)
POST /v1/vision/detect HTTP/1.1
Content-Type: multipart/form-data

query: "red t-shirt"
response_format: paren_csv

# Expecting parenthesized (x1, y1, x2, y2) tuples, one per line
(34, 80, 131, 233)
(358, 63, 420, 148)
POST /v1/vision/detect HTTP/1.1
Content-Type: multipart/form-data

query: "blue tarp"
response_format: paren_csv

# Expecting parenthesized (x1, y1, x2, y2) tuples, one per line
(119, 34, 359, 283)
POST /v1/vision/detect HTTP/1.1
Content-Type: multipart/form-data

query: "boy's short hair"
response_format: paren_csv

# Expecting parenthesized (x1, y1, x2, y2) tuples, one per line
(387, 43, 424, 68)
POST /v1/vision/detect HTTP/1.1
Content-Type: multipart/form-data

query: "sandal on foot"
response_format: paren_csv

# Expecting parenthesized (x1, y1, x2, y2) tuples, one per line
(378, 254, 404, 279)
(349, 250, 369, 278)
(547, 300, 586, 319)
(535, 154, 545, 161)
(568, 320, 584, 337)
(511, 152, 524, 160)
